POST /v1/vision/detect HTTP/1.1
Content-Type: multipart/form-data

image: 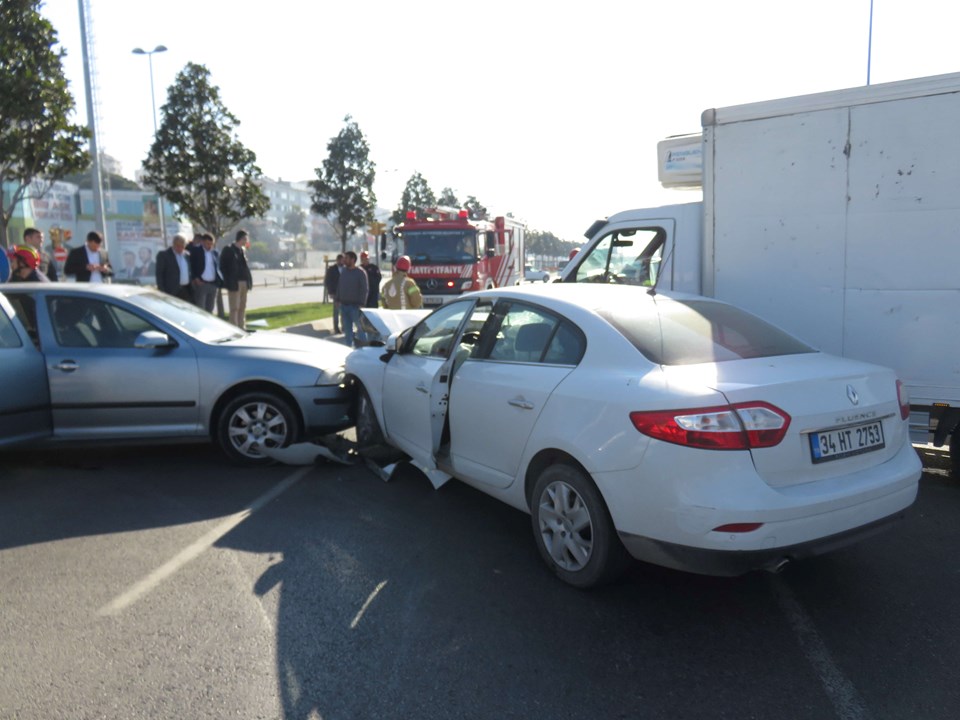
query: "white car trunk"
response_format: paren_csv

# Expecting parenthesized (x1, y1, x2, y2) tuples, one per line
(663, 353, 905, 488)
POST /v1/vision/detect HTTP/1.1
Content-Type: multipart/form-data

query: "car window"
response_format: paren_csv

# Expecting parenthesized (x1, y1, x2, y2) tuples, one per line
(4, 294, 39, 348)
(0, 304, 23, 348)
(408, 300, 473, 358)
(477, 301, 584, 365)
(599, 299, 815, 365)
(575, 228, 663, 286)
(48, 296, 158, 348)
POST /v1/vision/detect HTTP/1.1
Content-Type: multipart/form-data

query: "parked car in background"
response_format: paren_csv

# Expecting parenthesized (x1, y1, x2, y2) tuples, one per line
(524, 265, 550, 283)
(347, 284, 921, 587)
(0, 284, 353, 464)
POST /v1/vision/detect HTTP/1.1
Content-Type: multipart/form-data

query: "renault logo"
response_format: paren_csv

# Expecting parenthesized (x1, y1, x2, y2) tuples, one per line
(846, 384, 859, 406)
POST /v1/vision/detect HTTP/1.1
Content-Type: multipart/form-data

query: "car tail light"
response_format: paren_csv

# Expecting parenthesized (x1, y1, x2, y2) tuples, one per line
(629, 402, 790, 450)
(896, 379, 910, 420)
(712, 523, 764, 533)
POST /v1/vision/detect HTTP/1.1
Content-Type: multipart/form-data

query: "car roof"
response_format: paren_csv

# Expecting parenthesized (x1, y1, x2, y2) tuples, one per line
(0, 283, 153, 300)
(467, 283, 712, 316)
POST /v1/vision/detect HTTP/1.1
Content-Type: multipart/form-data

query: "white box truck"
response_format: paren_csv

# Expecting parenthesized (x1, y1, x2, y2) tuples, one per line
(562, 72, 960, 473)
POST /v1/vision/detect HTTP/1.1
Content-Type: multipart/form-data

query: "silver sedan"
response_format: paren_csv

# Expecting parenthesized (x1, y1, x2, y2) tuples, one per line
(0, 284, 352, 465)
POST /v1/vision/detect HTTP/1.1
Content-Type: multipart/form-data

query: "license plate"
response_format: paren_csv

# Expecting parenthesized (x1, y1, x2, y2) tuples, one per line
(423, 297, 442, 306)
(809, 421, 885, 463)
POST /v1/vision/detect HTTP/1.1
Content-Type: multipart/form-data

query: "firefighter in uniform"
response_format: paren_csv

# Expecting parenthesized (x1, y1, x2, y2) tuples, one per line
(381, 255, 423, 309)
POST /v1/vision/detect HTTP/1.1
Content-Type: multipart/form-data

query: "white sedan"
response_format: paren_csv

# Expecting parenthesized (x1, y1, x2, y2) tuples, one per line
(524, 265, 550, 283)
(346, 284, 920, 587)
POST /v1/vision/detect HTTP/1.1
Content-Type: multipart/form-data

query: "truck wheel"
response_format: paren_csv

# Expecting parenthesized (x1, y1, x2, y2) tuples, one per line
(216, 391, 298, 466)
(530, 464, 630, 588)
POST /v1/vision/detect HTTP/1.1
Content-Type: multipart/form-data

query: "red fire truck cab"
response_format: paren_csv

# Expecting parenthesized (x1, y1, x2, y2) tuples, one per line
(393, 207, 525, 307)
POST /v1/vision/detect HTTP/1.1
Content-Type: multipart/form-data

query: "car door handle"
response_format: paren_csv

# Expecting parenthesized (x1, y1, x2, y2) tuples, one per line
(54, 360, 79, 372)
(416, 383, 429, 394)
(508, 398, 534, 410)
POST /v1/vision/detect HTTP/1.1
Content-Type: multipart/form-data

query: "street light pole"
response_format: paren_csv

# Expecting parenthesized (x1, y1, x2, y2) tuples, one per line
(132, 45, 168, 246)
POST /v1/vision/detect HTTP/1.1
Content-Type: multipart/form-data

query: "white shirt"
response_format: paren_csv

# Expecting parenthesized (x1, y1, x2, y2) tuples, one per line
(175, 251, 189, 285)
(202, 249, 217, 282)
(85, 246, 104, 283)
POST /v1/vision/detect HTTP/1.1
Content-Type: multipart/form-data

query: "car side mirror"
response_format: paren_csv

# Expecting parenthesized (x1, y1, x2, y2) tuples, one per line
(135, 330, 175, 349)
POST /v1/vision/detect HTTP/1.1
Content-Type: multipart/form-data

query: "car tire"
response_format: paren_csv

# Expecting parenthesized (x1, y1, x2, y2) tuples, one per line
(216, 391, 299, 466)
(530, 464, 630, 588)
(355, 385, 404, 464)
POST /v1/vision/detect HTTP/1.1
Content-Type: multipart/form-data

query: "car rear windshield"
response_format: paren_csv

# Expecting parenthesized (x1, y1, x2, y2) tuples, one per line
(598, 299, 816, 365)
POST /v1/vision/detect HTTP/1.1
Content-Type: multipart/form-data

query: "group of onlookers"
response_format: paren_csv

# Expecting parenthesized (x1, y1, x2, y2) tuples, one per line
(5, 227, 108, 284)
(5, 227, 254, 329)
(324, 250, 422, 347)
(154, 230, 253, 328)
(7, 227, 426, 343)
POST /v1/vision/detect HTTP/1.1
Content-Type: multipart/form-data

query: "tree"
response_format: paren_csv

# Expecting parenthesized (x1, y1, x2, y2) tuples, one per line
(142, 62, 269, 240)
(0, 0, 89, 246)
(284, 207, 306, 236)
(437, 186, 459, 208)
(310, 115, 377, 254)
(527, 229, 577, 257)
(464, 195, 488, 221)
(391, 172, 436, 224)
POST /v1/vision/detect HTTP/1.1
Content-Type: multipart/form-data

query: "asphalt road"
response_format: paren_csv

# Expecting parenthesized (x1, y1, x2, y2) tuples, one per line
(1, 443, 957, 720)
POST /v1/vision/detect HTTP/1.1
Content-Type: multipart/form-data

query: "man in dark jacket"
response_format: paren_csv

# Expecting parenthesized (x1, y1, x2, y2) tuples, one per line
(324, 253, 344, 333)
(64, 231, 112, 282)
(220, 229, 254, 327)
(155, 235, 191, 300)
(188, 233, 222, 312)
(359, 251, 382, 308)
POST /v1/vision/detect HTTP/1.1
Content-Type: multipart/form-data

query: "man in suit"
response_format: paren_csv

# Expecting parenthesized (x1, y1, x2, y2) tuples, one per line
(220, 229, 254, 327)
(155, 235, 192, 300)
(324, 253, 344, 333)
(188, 233, 222, 312)
(64, 231, 112, 282)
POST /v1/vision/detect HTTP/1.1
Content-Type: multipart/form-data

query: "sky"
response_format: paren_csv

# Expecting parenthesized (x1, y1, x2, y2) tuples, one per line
(38, 0, 960, 242)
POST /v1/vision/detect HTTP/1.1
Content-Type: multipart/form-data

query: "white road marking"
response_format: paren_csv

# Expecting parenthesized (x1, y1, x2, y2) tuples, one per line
(768, 575, 873, 720)
(350, 580, 388, 629)
(98, 467, 311, 617)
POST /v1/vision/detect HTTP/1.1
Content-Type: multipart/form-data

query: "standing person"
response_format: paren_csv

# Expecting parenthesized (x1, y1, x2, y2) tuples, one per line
(381, 255, 423, 309)
(155, 234, 192, 300)
(359, 250, 382, 308)
(220, 229, 254, 328)
(189, 233, 221, 312)
(7, 245, 50, 282)
(23, 227, 58, 281)
(64, 231, 112, 282)
(337, 251, 368, 347)
(324, 253, 344, 334)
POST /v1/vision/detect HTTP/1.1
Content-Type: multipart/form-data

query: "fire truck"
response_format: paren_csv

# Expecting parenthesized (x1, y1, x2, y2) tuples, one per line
(393, 207, 525, 306)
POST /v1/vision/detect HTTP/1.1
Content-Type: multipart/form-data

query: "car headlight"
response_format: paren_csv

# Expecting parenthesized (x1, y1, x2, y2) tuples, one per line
(460, 280, 474, 291)
(316, 366, 346, 386)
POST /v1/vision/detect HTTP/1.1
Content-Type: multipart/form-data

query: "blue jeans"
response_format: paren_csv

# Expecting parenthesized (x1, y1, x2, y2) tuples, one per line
(340, 304, 366, 347)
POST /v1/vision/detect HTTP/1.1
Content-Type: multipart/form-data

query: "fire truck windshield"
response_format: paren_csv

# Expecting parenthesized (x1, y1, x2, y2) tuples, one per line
(403, 230, 478, 264)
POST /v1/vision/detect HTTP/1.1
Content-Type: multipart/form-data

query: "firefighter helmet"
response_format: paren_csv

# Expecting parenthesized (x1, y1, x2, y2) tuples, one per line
(11, 245, 40, 270)
(395, 255, 411, 272)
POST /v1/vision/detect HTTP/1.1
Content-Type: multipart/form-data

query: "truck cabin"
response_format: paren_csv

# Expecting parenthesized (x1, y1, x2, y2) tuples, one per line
(566, 226, 666, 287)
